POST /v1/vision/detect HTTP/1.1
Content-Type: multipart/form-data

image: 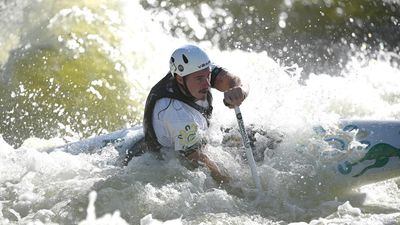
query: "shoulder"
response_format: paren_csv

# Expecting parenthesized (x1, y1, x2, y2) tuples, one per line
(210, 63, 225, 87)
(154, 98, 173, 110)
(210, 63, 224, 75)
(153, 98, 191, 121)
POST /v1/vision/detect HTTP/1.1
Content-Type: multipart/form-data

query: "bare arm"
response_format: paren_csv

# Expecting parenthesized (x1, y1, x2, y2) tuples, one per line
(186, 150, 230, 184)
(213, 69, 242, 91)
(213, 69, 249, 107)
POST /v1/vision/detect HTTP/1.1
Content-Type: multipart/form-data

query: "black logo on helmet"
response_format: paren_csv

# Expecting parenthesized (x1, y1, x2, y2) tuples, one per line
(182, 54, 189, 63)
(198, 60, 210, 68)
(178, 65, 184, 72)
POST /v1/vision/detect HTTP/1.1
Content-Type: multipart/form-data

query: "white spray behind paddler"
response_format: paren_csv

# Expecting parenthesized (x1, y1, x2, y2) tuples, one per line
(1, 0, 400, 224)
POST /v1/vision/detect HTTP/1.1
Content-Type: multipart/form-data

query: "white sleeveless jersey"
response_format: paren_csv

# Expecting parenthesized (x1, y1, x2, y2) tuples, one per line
(152, 98, 209, 153)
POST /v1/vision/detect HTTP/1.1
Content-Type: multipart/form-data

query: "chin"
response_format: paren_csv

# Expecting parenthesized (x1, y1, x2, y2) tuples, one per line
(197, 95, 207, 101)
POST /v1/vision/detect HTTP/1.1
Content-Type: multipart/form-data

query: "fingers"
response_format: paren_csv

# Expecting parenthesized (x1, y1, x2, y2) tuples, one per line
(223, 86, 246, 107)
(223, 98, 235, 108)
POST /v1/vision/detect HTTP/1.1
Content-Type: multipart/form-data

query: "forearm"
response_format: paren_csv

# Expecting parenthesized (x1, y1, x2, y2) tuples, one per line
(214, 70, 245, 92)
(186, 150, 230, 184)
(214, 69, 249, 107)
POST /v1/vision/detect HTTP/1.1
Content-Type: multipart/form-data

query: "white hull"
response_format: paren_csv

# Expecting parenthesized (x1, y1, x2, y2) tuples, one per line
(54, 125, 144, 157)
(320, 120, 400, 187)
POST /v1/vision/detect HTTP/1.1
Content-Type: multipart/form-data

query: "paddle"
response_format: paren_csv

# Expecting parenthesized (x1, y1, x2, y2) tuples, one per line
(234, 106, 263, 194)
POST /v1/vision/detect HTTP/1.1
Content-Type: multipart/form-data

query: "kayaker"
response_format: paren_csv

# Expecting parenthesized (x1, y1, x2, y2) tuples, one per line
(142, 44, 248, 184)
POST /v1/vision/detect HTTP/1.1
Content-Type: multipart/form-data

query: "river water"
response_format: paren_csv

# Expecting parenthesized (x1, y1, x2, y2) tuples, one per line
(1, 0, 400, 224)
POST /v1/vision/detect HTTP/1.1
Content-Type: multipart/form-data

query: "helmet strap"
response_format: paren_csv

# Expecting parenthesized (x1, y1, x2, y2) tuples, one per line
(176, 76, 196, 101)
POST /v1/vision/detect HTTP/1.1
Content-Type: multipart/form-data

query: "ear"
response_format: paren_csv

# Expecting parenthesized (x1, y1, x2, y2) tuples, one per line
(175, 75, 184, 85)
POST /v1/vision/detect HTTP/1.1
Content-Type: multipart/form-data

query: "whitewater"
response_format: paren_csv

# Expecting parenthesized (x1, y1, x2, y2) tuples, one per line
(1, 0, 400, 224)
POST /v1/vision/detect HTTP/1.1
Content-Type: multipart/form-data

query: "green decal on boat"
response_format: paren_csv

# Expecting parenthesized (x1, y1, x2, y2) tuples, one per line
(338, 143, 400, 177)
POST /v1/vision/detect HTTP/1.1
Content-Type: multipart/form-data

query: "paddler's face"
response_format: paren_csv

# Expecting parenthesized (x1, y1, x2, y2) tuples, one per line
(177, 67, 211, 100)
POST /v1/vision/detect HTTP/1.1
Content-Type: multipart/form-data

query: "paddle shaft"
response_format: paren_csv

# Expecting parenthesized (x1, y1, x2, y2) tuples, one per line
(234, 106, 263, 193)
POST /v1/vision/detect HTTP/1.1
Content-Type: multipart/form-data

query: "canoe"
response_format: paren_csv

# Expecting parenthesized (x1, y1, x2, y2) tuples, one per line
(51, 120, 400, 188)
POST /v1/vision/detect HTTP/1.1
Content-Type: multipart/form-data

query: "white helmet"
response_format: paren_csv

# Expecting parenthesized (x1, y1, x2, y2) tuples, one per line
(169, 44, 211, 77)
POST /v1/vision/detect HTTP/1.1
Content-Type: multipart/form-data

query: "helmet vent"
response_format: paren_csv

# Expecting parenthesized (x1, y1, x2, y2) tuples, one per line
(170, 57, 175, 63)
(182, 54, 189, 63)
